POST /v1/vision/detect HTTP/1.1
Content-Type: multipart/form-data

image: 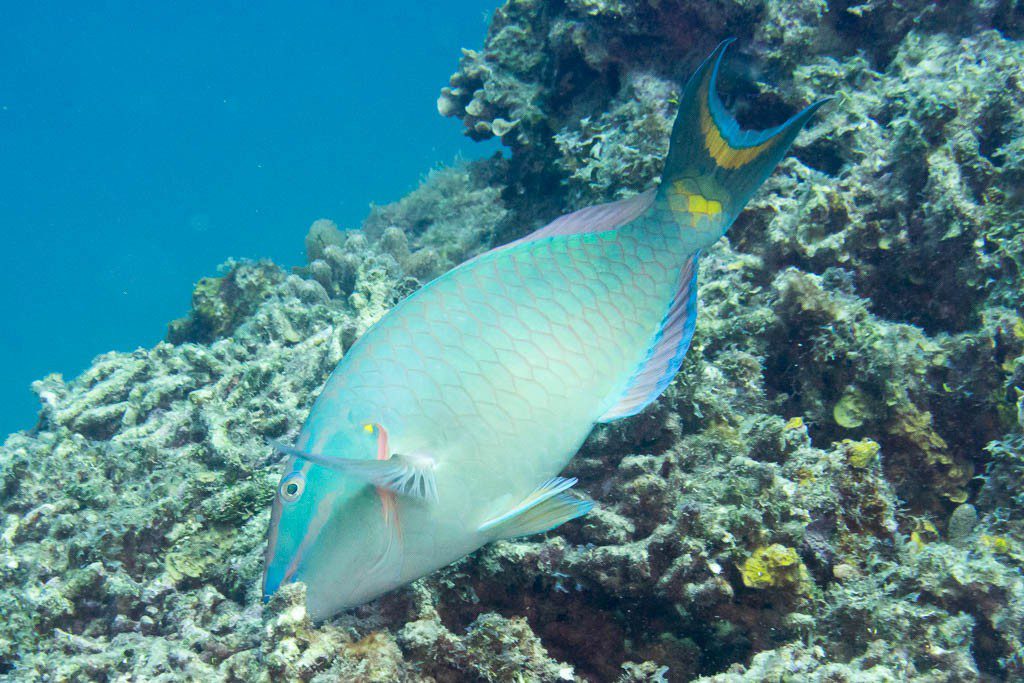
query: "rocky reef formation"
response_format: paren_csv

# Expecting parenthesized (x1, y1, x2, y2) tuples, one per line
(2, 0, 1024, 680)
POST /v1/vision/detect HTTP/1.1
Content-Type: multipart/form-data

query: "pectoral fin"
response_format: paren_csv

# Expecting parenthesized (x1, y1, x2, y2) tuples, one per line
(270, 441, 439, 502)
(479, 477, 594, 540)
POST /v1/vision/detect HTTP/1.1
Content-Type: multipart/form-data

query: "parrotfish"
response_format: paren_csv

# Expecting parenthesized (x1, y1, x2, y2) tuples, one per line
(263, 40, 828, 620)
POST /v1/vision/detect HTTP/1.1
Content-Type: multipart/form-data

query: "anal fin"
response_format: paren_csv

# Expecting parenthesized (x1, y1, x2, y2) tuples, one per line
(479, 477, 594, 540)
(598, 253, 700, 422)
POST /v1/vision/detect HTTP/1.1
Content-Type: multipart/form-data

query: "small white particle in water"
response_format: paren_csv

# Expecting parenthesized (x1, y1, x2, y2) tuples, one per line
(558, 666, 574, 680)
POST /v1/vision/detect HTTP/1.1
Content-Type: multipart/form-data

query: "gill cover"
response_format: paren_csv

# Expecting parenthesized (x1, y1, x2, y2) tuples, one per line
(262, 427, 373, 599)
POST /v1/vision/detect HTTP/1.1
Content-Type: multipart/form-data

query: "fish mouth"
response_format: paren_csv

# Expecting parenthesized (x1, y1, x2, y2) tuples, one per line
(263, 557, 311, 604)
(261, 552, 293, 600)
(261, 571, 280, 601)
(262, 494, 286, 599)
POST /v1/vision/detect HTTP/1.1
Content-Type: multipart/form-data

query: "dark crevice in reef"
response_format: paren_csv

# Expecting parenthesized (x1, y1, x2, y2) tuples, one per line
(725, 88, 796, 134)
(792, 139, 846, 177)
(437, 573, 751, 681)
(861, 246, 986, 336)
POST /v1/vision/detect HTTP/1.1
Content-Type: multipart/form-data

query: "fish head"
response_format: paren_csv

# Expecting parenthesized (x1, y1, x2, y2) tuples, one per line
(262, 454, 346, 600)
(262, 426, 401, 617)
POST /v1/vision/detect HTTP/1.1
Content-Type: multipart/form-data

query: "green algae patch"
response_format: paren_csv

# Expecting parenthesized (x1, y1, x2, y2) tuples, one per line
(980, 534, 1013, 555)
(167, 261, 285, 344)
(841, 438, 880, 468)
(887, 403, 972, 504)
(165, 550, 210, 583)
(163, 527, 227, 584)
(833, 389, 870, 429)
(739, 544, 809, 591)
(909, 519, 940, 550)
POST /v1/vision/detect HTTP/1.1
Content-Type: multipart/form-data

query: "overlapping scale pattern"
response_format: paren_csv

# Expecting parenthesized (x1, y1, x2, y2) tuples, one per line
(316, 219, 682, 493)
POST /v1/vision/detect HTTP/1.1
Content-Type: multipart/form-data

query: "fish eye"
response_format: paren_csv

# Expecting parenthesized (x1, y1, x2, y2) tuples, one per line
(280, 473, 305, 502)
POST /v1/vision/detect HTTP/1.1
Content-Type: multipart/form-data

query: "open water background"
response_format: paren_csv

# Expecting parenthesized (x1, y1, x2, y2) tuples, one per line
(0, 2, 498, 436)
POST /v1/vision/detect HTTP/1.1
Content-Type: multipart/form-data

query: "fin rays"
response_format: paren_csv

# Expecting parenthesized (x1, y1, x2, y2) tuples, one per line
(270, 441, 439, 503)
(479, 477, 594, 540)
(659, 39, 832, 219)
(599, 253, 700, 422)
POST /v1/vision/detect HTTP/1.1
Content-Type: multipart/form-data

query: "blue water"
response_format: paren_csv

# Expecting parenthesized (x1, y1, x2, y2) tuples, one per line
(0, 2, 498, 437)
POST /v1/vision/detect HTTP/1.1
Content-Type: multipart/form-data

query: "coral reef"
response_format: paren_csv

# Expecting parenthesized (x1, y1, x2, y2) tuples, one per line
(2, 0, 1024, 680)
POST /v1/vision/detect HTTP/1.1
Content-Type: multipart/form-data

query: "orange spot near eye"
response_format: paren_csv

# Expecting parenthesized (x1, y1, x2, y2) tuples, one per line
(372, 423, 389, 461)
(380, 491, 401, 534)
(369, 423, 402, 537)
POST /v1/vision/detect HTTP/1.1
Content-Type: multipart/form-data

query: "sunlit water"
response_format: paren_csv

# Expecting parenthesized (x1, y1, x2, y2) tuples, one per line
(0, 2, 498, 436)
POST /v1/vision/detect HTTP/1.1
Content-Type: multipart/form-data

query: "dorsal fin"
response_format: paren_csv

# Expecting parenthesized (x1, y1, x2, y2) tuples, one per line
(486, 189, 655, 257)
(517, 189, 655, 242)
(598, 253, 700, 422)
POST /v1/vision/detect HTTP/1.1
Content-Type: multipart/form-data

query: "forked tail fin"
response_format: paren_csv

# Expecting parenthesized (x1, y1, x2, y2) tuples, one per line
(597, 42, 829, 423)
(657, 39, 830, 243)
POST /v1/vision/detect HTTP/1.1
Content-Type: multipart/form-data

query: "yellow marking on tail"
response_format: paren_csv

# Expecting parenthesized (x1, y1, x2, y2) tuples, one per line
(667, 181, 723, 228)
(698, 81, 773, 169)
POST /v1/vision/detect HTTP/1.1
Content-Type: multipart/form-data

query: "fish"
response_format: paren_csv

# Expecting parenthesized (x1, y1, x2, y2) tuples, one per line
(262, 40, 829, 620)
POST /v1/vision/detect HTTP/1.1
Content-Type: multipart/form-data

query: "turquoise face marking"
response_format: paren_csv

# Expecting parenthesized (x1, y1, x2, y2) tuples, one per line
(263, 425, 376, 601)
(262, 460, 313, 597)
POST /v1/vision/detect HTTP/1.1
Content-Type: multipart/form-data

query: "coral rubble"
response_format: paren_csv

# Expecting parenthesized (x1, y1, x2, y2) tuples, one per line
(3, 0, 1024, 680)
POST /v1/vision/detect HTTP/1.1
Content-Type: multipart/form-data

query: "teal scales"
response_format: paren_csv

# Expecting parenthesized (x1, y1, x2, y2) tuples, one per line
(263, 40, 829, 620)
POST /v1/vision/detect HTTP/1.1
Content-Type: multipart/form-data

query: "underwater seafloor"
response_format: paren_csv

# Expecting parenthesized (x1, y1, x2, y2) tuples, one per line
(3, 1, 1024, 681)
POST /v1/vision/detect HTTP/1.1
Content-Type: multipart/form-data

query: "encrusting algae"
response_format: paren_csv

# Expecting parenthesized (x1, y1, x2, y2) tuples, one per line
(841, 438, 880, 469)
(832, 389, 870, 430)
(1, 0, 1024, 680)
(738, 545, 810, 592)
